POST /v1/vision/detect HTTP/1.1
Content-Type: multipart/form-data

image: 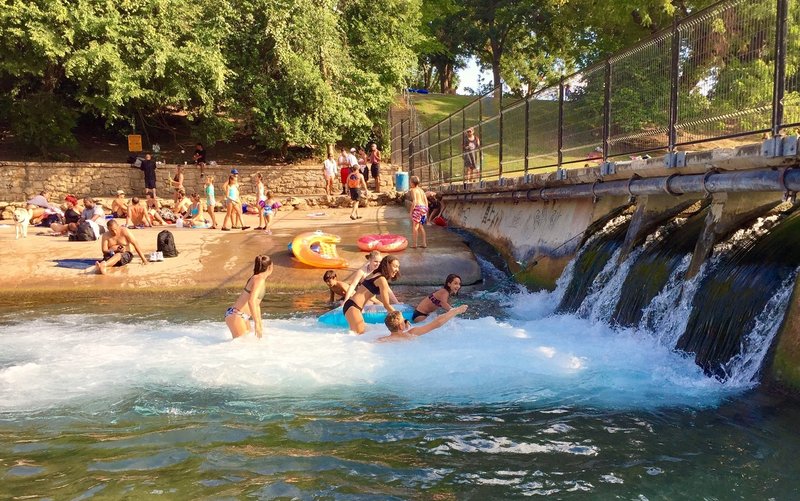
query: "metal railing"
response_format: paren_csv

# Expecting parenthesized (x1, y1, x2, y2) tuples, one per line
(392, 0, 800, 190)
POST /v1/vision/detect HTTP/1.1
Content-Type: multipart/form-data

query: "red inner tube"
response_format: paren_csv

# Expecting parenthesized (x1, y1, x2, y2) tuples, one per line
(357, 234, 408, 252)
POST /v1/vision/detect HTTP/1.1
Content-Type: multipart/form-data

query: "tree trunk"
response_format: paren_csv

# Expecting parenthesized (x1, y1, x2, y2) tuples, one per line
(439, 62, 456, 94)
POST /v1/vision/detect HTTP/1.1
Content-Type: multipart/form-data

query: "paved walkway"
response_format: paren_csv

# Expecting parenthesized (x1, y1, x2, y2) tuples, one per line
(0, 205, 481, 295)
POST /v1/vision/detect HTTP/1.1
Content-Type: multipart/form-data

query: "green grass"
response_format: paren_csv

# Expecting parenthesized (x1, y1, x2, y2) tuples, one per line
(410, 94, 478, 130)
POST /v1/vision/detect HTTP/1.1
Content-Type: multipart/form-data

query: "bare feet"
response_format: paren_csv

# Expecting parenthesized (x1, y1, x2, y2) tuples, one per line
(95, 261, 107, 275)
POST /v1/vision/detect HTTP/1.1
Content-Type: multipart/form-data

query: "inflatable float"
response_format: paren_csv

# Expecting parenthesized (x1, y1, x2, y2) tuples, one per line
(357, 234, 408, 253)
(292, 231, 348, 269)
(318, 303, 415, 328)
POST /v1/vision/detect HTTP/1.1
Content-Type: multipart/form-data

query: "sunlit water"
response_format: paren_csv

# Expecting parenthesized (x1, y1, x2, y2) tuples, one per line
(2, 285, 800, 498)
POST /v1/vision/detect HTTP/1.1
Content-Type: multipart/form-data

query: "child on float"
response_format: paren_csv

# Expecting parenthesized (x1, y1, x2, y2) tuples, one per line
(343, 250, 399, 305)
(411, 274, 461, 323)
(323, 270, 350, 303)
(204, 175, 218, 229)
(377, 305, 468, 342)
(343, 255, 400, 334)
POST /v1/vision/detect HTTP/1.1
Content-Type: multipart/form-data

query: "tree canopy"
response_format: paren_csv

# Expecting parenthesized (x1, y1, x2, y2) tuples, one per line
(0, 0, 421, 156)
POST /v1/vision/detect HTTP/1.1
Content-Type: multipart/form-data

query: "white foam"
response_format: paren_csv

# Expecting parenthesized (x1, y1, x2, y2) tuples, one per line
(0, 294, 743, 414)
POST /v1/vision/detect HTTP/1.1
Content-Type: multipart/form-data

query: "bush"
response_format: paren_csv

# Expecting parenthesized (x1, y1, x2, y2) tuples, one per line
(11, 93, 78, 156)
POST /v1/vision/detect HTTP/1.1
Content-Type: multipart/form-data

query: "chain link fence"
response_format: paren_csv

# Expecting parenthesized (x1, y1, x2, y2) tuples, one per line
(392, 0, 798, 191)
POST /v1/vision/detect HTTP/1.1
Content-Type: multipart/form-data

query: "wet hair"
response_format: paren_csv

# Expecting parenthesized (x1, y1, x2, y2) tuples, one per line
(323, 270, 337, 283)
(131, 196, 140, 204)
(253, 255, 273, 275)
(376, 255, 400, 282)
(384, 310, 407, 333)
(410, 176, 420, 187)
(444, 274, 462, 295)
(365, 250, 381, 262)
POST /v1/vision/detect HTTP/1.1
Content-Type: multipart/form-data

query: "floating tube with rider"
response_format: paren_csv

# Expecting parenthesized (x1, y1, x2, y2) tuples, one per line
(292, 231, 348, 269)
(318, 303, 415, 327)
(357, 234, 408, 253)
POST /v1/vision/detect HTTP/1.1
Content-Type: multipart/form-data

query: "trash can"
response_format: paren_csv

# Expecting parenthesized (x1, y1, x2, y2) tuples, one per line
(395, 171, 409, 192)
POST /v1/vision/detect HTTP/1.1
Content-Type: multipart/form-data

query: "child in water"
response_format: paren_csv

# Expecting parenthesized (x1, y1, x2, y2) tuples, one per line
(411, 274, 461, 323)
(323, 270, 350, 303)
(377, 305, 468, 342)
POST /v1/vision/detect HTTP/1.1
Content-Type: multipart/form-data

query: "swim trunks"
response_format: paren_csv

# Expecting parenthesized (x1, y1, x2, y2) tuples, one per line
(371, 163, 380, 179)
(411, 205, 428, 224)
(103, 250, 133, 267)
(349, 188, 361, 201)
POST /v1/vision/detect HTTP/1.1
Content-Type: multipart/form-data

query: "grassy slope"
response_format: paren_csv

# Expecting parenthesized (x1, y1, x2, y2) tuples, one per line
(410, 94, 478, 130)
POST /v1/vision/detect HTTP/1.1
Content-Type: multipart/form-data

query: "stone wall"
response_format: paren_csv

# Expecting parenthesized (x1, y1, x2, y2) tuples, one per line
(0, 161, 400, 202)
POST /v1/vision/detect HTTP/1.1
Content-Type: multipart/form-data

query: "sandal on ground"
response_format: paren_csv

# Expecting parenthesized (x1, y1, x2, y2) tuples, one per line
(221, 227, 230, 231)
(241, 226, 250, 230)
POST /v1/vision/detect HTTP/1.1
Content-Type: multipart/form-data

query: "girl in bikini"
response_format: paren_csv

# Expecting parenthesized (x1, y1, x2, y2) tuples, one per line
(411, 274, 461, 323)
(226, 255, 273, 338)
(343, 250, 399, 304)
(343, 255, 400, 334)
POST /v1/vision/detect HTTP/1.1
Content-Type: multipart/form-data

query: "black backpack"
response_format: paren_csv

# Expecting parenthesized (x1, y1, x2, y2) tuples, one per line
(69, 221, 97, 241)
(157, 230, 178, 257)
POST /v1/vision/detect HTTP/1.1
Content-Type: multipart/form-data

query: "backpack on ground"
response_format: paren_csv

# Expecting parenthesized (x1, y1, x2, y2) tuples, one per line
(157, 230, 178, 258)
(69, 221, 97, 241)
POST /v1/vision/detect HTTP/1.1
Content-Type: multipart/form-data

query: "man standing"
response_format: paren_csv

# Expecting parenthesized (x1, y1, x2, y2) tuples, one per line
(323, 151, 337, 196)
(95, 219, 148, 274)
(138, 153, 158, 197)
(369, 143, 382, 193)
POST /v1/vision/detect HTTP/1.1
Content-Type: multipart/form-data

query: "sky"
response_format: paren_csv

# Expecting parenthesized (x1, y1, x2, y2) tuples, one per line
(457, 56, 493, 95)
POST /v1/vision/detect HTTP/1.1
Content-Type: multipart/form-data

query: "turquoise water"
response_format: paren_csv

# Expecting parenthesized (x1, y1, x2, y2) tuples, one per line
(1, 288, 799, 498)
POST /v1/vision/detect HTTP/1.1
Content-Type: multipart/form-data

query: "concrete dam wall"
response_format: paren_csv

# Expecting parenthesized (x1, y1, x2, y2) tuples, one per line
(438, 139, 800, 394)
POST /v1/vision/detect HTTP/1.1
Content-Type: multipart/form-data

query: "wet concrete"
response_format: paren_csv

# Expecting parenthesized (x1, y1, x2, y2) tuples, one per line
(0, 205, 480, 296)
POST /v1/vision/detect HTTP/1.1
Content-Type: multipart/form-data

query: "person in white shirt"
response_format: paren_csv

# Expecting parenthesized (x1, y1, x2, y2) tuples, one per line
(323, 152, 337, 196)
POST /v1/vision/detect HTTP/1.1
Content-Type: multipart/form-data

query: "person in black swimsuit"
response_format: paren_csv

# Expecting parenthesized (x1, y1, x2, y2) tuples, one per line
(412, 274, 462, 323)
(226, 255, 273, 338)
(343, 255, 400, 334)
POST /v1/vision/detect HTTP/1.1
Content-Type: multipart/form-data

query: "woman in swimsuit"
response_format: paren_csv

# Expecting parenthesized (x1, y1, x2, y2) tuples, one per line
(343, 255, 400, 334)
(343, 250, 398, 304)
(204, 175, 218, 229)
(226, 255, 273, 338)
(411, 274, 461, 323)
(169, 165, 185, 205)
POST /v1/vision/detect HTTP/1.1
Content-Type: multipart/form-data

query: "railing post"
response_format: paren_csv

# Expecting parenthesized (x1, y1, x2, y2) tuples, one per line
(603, 59, 611, 161)
(478, 95, 483, 182)
(499, 89, 504, 181)
(772, 0, 788, 136)
(400, 119, 406, 170)
(668, 17, 680, 151)
(449, 115, 454, 184)
(409, 139, 414, 178)
(524, 97, 530, 176)
(557, 78, 564, 167)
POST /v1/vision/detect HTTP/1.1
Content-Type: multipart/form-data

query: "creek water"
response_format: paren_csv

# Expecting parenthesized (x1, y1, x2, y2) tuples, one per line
(1, 252, 800, 497)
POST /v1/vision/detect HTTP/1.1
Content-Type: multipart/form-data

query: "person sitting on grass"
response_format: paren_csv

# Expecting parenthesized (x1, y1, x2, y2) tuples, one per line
(323, 270, 350, 303)
(377, 305, 468, 343)
(111, 190, 128, 218)
(95, 219, 148, 275)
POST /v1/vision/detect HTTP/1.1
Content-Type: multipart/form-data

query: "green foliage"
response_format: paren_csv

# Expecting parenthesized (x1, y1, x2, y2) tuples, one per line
(10, 92, 78, 155)
(0, 0, 421, 156)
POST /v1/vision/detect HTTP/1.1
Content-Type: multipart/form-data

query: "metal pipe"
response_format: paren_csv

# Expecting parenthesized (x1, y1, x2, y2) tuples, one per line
(441, 167, 800, 203)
